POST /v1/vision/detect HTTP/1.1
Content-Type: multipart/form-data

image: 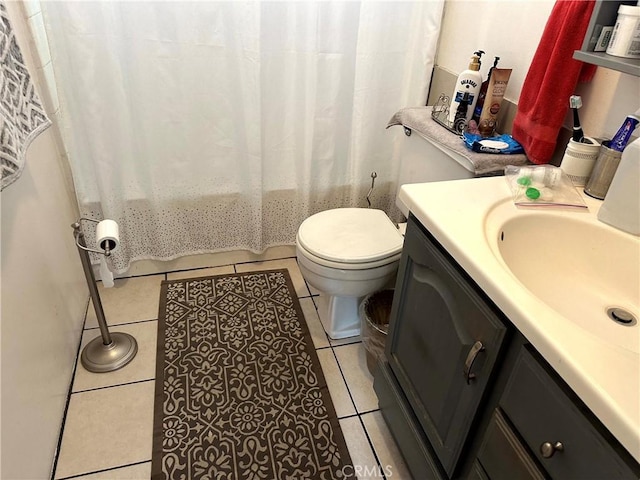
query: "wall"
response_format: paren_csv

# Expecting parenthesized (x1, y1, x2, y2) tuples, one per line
(0, 3, 88, 479)
(435, 0, 640, 141)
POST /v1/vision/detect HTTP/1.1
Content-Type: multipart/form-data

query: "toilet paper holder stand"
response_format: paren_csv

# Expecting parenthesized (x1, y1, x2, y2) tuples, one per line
(72, 218, 138, 373)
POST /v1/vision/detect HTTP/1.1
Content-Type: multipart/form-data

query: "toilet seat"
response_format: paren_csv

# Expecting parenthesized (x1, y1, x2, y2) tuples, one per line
(297, 208, 403, 268)
(297, 240, 402, 270)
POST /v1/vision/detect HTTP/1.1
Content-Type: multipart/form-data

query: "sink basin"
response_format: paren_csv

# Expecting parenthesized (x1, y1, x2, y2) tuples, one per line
(485, 202, 640, 354)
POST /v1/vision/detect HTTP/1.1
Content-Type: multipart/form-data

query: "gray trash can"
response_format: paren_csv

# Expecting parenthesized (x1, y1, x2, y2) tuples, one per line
(360, 289, 394, 374)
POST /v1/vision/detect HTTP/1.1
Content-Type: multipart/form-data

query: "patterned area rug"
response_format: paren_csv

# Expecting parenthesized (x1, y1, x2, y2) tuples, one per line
(152, 269, 353, 479)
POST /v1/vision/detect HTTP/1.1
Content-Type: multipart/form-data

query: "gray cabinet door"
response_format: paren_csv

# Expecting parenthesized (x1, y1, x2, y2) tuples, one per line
(477, 408, 545, 480)
(386, 216, 507, 476)
(501, 346, 640, 480)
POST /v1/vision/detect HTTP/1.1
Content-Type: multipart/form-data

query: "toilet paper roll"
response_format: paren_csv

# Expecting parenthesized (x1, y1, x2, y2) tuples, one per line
(96, 219, 120, 252)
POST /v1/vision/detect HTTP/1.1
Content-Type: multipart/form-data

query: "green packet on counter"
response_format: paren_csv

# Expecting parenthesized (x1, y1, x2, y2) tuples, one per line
(505, 165, 587, 208)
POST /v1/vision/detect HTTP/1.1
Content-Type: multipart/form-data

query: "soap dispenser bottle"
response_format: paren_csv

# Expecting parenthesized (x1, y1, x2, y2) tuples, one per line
(471, 56, 499, 125)
(448, 50, 484, 125)
(597, 137, 640, 236)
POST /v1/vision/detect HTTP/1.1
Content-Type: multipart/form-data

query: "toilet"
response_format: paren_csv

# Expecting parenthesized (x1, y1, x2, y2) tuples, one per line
(296, 132, 479, 339)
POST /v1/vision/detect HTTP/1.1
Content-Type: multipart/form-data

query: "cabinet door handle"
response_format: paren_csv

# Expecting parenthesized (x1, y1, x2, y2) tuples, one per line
(540, 441, 564, 458)
(463, 341, 484, 384)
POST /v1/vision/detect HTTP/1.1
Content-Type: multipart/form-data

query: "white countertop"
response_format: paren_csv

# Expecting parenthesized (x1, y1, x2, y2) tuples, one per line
(399, 176, 640, 462)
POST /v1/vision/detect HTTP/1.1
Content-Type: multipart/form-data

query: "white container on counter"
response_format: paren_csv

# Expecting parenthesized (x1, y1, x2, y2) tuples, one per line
(560, 137, 600, 186)
(606, 5, 640, 59)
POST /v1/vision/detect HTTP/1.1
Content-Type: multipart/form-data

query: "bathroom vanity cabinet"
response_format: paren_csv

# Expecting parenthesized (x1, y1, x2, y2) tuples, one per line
(374, 215, 640, 480)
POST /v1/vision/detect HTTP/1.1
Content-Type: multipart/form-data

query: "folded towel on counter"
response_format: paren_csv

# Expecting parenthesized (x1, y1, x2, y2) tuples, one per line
(0, 2, 51, 191)
(511, 0, 596, 165)
(387, 107, 528, 175)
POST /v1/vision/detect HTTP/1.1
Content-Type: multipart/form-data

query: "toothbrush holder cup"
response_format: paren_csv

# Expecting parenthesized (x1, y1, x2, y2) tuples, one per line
(584, 141, 623, 200)
(560, 137, 600, 186)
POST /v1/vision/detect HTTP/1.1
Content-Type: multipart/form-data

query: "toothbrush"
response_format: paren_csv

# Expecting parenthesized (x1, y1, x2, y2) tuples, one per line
(569, 95, 584, 142)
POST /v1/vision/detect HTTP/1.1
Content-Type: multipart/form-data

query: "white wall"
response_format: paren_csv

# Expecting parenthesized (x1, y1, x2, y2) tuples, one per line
(437, 0, 640, 140)
(0, 3, 87, 479)
(437, 0, 555, 103)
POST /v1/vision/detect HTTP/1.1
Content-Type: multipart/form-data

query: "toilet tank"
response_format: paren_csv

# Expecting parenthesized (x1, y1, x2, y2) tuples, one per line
(395, 131, 476, 216)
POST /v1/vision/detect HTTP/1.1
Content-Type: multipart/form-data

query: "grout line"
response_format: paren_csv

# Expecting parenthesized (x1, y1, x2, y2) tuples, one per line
(104, 253, 297, 282)
(326, 330, 387, 477)
(309, 294, 334, 347)
(357, 414, 389, 480)
(330, 339, 363, 348)
(107, 271, 166, 282)
(315, 345, 333, 351)
(311, 296, 334, 349)
(232, 255, 297, 268)
(357, 407, 382, 417)
(337, 412, 361, 421)
(298, 306, 331, 352)
(84, 317, 158, 332)
(311, 295, 320, 310)
(303, 285, 320, 298)
(71, 378, 155, 396)
(81, 298, 90, 331)
(330, 347, 359, 419)
(164, 264, 236, 279)
(50, 297, 91, 480)
(55, 459, 151, 480)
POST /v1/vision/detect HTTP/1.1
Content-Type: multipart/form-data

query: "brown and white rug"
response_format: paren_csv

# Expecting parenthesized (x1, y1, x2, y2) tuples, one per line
(152, 269, 353, 479)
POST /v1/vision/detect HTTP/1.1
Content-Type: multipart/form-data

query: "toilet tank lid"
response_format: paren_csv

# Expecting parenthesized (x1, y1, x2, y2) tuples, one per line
(297, 208, 403, 264)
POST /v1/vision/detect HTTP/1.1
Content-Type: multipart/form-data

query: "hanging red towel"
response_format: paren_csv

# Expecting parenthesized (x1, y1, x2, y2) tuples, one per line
(512, 0, 597, 165)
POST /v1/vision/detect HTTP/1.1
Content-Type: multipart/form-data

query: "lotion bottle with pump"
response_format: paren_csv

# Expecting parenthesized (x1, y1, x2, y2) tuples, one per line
(448, 50, 484, 125)
(471, 56, 499, 125)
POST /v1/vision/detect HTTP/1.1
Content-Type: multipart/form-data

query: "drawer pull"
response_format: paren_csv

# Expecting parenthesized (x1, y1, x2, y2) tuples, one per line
(463, 341, 485, 384)
(540, 441, 564, 458)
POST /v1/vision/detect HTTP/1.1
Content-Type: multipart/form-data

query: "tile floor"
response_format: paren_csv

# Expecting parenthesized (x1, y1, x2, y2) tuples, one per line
(54, 256, 412, 480)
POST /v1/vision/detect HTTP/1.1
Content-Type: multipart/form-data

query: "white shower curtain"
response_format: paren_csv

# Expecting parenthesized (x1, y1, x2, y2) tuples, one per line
(41, 1, 443, 272)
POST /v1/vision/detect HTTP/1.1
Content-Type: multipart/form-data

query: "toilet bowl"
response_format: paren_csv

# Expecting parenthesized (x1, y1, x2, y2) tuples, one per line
(296, 131, 482, 340)
(296, 208, 403, 339)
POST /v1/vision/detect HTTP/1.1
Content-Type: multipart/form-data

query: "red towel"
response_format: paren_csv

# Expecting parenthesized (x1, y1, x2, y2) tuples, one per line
(512, 0, 597, 165)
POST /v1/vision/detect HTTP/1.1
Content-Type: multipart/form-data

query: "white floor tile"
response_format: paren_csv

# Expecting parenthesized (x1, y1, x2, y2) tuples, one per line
(334, 343, 378, 413)
(361, 411, 412, 479)
(71, 462, 152, 479)
(73, 321, 157, 393)
(54, 381, 155, 479)
(235, 258, 310, 298)
(316, 349, 356, 418)
(339, 416, 380, 480)
(166, 265, 234, 280)
(86, 275, 164, 328)
(299, 297, 330, 349)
